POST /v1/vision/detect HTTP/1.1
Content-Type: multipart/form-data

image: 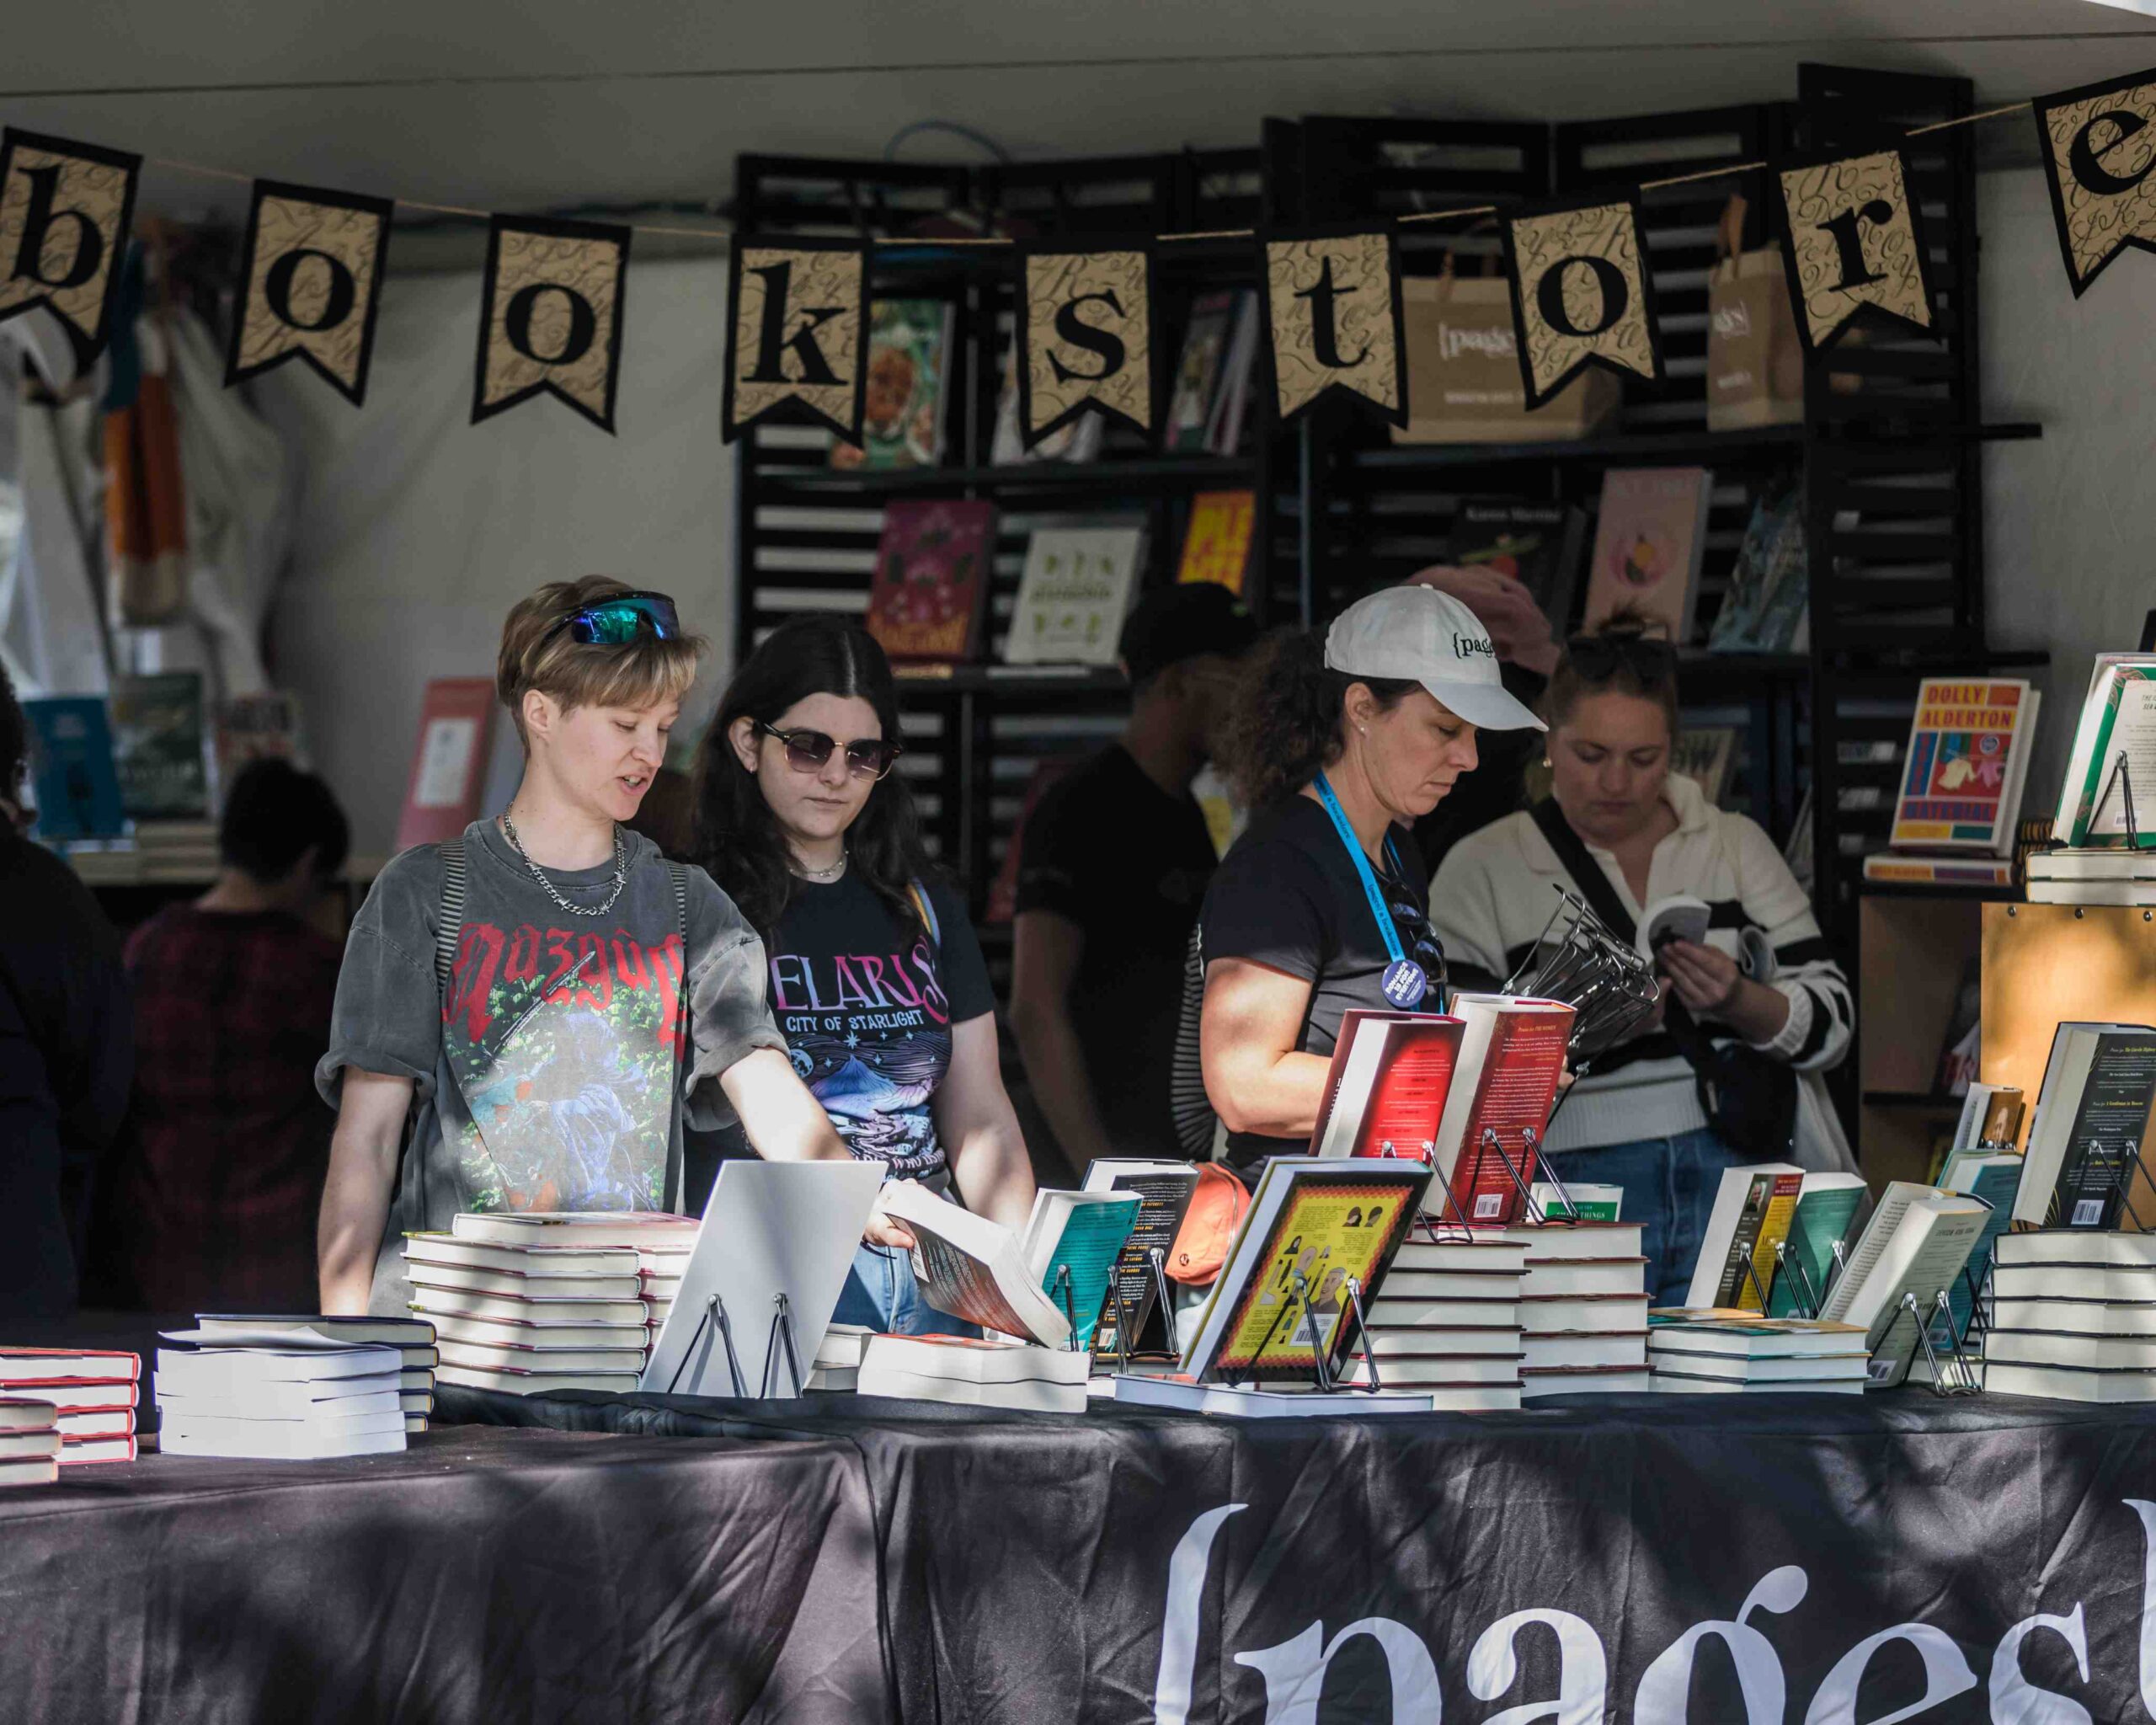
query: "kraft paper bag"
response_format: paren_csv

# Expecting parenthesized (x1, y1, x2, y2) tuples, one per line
(1392, 267, 1618, 445)
(1705, 200, 1805, 432)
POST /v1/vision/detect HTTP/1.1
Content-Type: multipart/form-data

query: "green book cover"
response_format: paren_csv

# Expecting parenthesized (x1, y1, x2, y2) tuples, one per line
(109, 670, 209, 820)
(1038, 1200, 1142, 1352)
(1767, 1184, 1868, 1317)
(1945, 1161, 2022, 1335)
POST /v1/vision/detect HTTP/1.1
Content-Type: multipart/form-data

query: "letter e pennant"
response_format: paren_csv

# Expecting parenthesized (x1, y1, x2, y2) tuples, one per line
(472, 215, 630, 433)
(227, 180, 392, 405)
(0, 130, 141, 368)
(1502, 193, 1663, 409)
(1777, 150, 1935, 349)
(723, 239, 867, 446)
(1018, 246, 1154, 446)
(2036, 68, 2156, 297)
(1261, 227, 1406, 427)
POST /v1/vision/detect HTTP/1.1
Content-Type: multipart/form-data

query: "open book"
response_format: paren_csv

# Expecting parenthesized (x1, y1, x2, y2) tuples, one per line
(1818, 1181, 1988, 1384)
(878, 1183, 1073, 1348)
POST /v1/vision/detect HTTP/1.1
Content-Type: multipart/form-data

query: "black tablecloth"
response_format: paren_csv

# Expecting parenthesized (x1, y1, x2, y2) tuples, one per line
(6, 1386, 2152, 1722)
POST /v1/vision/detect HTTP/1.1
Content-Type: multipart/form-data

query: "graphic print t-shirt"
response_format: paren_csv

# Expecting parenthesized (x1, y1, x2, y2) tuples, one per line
(318, 821, 784, 1316)
(760, 873, 995, 1184)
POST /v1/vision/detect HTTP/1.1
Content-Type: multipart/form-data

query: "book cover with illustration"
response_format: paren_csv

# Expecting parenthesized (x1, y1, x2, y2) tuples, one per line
(1444, 499, 1588, 635)
(23, 697, 125, 841)
(867, 499, 997, 664)
(1005, 521, 1147, 665)
(108, 671, 211, 820)
(1583, 467, 1714, 642)
(830, 299, 954, 471)
(1175, 490, 1257, 595)
(1887, 678, 2037, 855)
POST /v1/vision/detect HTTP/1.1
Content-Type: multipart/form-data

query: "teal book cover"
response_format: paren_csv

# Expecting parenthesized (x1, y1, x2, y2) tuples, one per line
(1767, 1185, 1867, 1318)
(1038, 1203, 1142, 1352)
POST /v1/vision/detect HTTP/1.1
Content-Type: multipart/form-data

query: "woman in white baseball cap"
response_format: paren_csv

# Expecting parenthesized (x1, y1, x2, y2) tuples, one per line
(1193, 585, 1545, 1181)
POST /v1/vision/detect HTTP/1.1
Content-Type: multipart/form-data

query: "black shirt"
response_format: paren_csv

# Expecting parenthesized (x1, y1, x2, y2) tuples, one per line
(1014, 745, 1219, 1162)
(758, 872, 993, 1184)
(0, 836, 132, 1318)
(1199, 796, 1444, 1178)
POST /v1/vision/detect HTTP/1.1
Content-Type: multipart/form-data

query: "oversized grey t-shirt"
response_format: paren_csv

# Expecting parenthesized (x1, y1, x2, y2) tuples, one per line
(316, 820, 785, 1316)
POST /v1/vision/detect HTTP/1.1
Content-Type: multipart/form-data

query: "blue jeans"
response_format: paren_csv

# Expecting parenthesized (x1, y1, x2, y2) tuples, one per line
(1546, 1128, 1744, 1306)
(831, 1242, 979, 1338)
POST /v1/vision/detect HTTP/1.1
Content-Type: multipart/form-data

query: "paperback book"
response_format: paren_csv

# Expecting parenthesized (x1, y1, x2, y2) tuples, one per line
(1175, 490, 1257, 595)
(1444, 499, 1588, 636)
(830, 299, 954, 471)
(878, 1181, 1073, 1348)
(1685, 1163, 1804, 1312)
(1021, 1189, 1143, 1351)
(2054, 656, 2156, 848)
(867, 499, 997, 665)
(1582, 468, 1714, 643)
(1003, 521, 1147, 666)
(1081, 1160, 1200, 1357)
(21, 697, 125, 841)
(2014, 1021, 2156, 1229)
(109, 671, 210, 820)
(1886, 678, 2039, 856)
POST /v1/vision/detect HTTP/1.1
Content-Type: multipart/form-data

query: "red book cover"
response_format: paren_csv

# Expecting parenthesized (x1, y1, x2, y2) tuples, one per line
(867, 499, 996, 665)
(1311, 1012, 1464, 1160)
(1434, 997, 1575, 1226)
(395, 677, 497, 852)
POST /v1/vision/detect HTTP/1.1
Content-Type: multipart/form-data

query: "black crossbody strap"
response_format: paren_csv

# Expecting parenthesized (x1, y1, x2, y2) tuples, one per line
(435, 838, 467, 999)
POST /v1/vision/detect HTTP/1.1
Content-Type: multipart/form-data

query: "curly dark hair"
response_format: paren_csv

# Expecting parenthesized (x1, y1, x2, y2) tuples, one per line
(688, 618, 933, 937)
(1218, 627, 1417, 809)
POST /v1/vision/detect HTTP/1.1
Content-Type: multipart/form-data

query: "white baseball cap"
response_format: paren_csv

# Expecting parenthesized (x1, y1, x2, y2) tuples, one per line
(1323, 585, 1547, 732)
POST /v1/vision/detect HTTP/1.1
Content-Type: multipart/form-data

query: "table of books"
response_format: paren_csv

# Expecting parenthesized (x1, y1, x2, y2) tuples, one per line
(8, 1384, 2156, 1722)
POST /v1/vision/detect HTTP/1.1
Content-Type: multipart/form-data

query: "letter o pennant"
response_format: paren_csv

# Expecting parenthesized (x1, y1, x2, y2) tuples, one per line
(2036, 68, 2156, 296)
(227, 180, 392, 405)
(0, 128, 141, 369)
(472, 215, 630, 433)
(1502, 194, 1663, 409)
(723, 239, 867, 446)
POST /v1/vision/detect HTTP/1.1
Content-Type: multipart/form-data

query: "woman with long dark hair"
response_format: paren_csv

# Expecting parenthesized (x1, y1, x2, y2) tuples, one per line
(690, 618, 1035, 1333)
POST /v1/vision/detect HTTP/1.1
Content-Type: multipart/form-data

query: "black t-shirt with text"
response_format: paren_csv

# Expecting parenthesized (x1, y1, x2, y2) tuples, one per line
(1199, 795, 1445, 1178)
(1015, 745, 1219, 1161)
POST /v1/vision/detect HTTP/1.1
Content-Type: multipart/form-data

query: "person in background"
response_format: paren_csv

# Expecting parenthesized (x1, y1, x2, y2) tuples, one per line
(0, 664, 132, 1319)
(1197, 585, 1546, 1182)
(114, 760, 350, 1312)
(1401, 563, 1563, 873)
(1430, 620, 1854, 1301)
(317, 579, 857, 1317)
(690, 618, 1034, 1335)
(1008, 584, 1259, 1175)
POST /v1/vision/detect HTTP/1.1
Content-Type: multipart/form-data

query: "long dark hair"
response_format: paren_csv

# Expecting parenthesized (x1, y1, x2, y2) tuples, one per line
(1219, 628, 1417, 809)
(691, 618, 931, 937)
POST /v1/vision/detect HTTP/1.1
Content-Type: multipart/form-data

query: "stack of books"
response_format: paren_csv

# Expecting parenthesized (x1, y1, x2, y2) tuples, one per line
(857, 1333, 1091, 1413)
(1646, 1311, 1870, 1394)
(0, 1400, 62, 1485)
(1340, 1230, 1528, 1411)
(410, 1213, 701, 1396)
(156, 1325, 408, 1458)
(0, 1346, 142, 1466)
(1508, 1220, 1652, 1397)
(809, 1324, 872, 1392)
(132, 818, 222, 883)
(1983, 1233, 2156, 1401)
(192, 1316, 435, 1432)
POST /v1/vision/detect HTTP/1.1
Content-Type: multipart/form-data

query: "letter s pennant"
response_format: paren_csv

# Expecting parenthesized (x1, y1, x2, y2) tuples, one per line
(0, 129, 141, 369)
(723, 238, 868, 447)
(227, 179, 393, 406)
(1502, 191, 1663, 409)
(2036, 67, 2156, 296)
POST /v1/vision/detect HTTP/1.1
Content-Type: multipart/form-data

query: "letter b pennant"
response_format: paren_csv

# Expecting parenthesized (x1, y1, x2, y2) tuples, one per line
(723, 239, 867, 446)
(2036, 68, 2156, 296)
(472, 215, 631, 433)
(227, 180, 392, 406)
(0, 129, 141, 369)
(1777, 149, 1935, 349)
(1502, 193, 1664, 409)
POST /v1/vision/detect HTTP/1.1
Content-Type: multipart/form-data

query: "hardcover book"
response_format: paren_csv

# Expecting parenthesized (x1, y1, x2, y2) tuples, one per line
(1309, 1010, 1465, 1160)
(830, 299, 954, 471)
(1004, 521, 1147, 666)
(395, 678, 498, 852)
(1021, 1189, 1142, 1352)
(22, 697, 125, 841)
(1175, 490, 1257, 595)
(1431, 995, 1575, 1226)
(2055, 657, 2156, 848)
(867, 499, 997, 665)
(1081, 1160, 1200, 1357)
(109, 670, 210, 820)
(1444, 499, 1588, 636)
(1764, 1172, 1871, 1318)
(1887, 678, 2039, 855)
(2015, 1021, 2156, 1230)
(1685, 1164, 1803, 1312)
(1582, 467, 1714, 642)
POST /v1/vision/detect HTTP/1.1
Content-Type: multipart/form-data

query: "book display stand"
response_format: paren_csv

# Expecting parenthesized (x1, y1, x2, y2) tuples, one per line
(1773, 1207, 1994, 1399)
(2084, 750, 2143, 852)
(1875, 1293, 1983, 1397)
(661, 1291, 807, 1398)
(1230, 1272, 1383, 1395)
(1095, 1247, 1180, 1374)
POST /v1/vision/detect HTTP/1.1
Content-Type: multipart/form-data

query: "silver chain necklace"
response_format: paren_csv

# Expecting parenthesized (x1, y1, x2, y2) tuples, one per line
(795, 851, 848, 884)
(499, 811, 628, 917)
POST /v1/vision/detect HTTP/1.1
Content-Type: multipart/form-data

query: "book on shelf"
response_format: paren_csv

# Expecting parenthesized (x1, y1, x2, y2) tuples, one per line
(1003, 521, 1148, 667)
(1817, 1183, 1989, 1383)
(2053, 655, 2156, 849)
(1706, 482, 1808, 654)
(1764, 1172, 1871, 1318)
(211, 691, 303, 794)
(1582, 468, 1714, 643)
(1178, 1157, 1432, 1385)
(2014, 1021, 2156, 1228)
(22, 697, 125, 841)
(1444, 499, 1588, 637)
(830, 299, 954, 472)
(1113, 1375, 1449, 1416)
(857, 1334, 1091, 1413)
(1933, 954, 1982, 1097)
(1309, 1010, 1465, 1161)
(395, 677, 496, 852)
(1430, 995, 1574, 1226)
(1860, 853, 2015, 889)
(1886, 678, 2039, 857)
(1935, 1152, 2023, 1332)
(1529, 1181, 1623, 1222)
(1080, 1160, 1200, 1357)
(876, 1180, 1074, 1348)
(1668, 728, 1738, 808)
(866, 498, 997, 665)
(990, 345, 1103, 467)
(1175, 490, 1257, 595)
(1163, 290, 1257, 456)
(1941, 1082, 2021, 1171)
(1020, 1189, 1142, 1351)
(109, 670, 211, 821)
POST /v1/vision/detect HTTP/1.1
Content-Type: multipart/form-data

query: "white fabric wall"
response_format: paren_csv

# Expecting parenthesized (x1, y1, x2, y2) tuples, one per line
(254, 255, 734, 857)
(1979, 167, 2156, 809)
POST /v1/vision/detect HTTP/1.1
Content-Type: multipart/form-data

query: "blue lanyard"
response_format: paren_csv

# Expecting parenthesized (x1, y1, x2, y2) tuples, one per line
(1315, 773, 1429, 1011)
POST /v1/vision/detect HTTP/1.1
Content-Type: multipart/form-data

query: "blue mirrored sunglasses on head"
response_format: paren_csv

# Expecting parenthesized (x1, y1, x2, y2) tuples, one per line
(544, 590, 682, 646)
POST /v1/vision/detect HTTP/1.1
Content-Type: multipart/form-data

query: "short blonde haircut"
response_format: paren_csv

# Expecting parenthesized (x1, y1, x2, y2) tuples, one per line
(497, 576, 707, 749)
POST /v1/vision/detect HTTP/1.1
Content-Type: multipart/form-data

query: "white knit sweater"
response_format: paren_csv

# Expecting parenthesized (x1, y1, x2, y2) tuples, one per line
(1430, 775, 1855, 1168)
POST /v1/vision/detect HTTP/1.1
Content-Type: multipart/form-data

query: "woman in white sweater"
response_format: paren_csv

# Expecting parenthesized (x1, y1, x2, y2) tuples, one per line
(1429, 623, 1854, 1302)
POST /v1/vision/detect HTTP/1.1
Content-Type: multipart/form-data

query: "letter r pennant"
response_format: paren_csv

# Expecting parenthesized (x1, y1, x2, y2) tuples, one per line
(723, 238, 868, 446)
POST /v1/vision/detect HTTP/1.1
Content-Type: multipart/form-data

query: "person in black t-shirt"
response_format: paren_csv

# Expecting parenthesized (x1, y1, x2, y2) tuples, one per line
(1010, 585, 1258, 1173)
(691, 619, 1034, 1335)
(1198, 585, 1546, 1181)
